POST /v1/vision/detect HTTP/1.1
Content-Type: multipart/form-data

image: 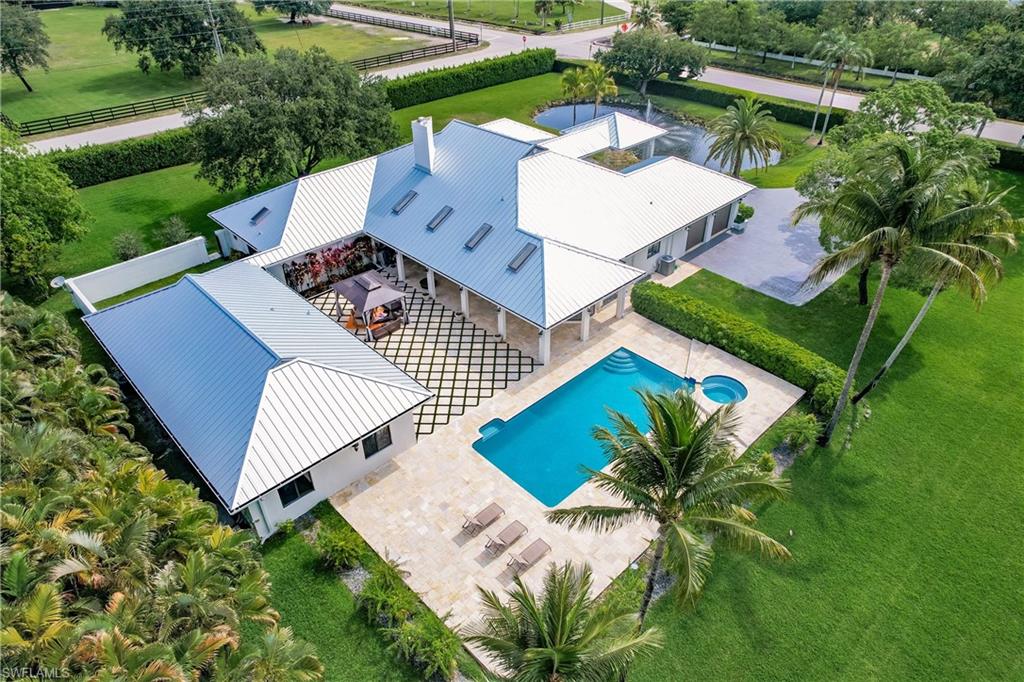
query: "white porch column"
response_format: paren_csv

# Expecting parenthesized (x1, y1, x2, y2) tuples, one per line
(460, 287, 470, 317)
(580, 307, 591, 342)
(728, 201, 739, 224)
(395, 252, 406, 282)
(497, 307, 507, 340)
(426, 269, 436, 298)
(538, 328, 551, 365)
(616, 288, 628, 319)
(703, 211, 716, 243)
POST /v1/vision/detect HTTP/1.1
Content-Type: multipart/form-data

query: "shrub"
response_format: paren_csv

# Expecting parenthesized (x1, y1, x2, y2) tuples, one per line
(755, 451, 777, 473)
(995, 144, 1024, 172)
(45, 127, 197, 189)
(735, 202, 754, 223)
(631, 282, 844, 417)
(776, 413, 822, 451)
(112, 232, 143, 261)
(385, 613, 461, 681)
(357, 559, 420, 627)
(385, 48, 556, 109)
(316, 525, 363, 570)
(154, 215, 195, 247)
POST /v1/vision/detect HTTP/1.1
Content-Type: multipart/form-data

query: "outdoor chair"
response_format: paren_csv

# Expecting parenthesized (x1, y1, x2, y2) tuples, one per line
(462, 502, 504, 535)
(507, 538, 551, 575)
(484, 520, 527, 555)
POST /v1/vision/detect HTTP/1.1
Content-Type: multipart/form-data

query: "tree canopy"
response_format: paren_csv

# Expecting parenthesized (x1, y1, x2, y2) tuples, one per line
(597, 29, 707, 95)
(190, 47, 398, 192)
(253, 0, 331, 24)
(0, 3, 50, 93)
(0, 130, 87, 300)
(103, 0, 263, 79)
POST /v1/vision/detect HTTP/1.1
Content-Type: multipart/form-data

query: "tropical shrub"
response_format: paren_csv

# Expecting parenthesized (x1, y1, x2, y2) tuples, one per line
(154, 214, 195, 247)
(386, 48, 556, 109)
(316, 525, 364, 570)
(736, 202, 755, 223)
(357, 559, 420, 627)
(631, 282, 844, 416)
(776, 413, 823, 451)
(112, 231, 143, 261)
(756, 450, 777, 472)
(385, 612, 461, 681)
(45, 127, 196, 188)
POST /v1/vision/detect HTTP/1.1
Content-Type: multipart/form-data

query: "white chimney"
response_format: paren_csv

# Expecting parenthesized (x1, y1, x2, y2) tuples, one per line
(411, 116, 435, 173)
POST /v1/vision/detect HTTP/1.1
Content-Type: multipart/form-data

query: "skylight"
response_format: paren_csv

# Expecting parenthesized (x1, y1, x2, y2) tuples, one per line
(464, 223, 492, 250)
(507, 243, 538, 272)
(392, 190, 418, 214)
(250, 206, 271, 225)
(426, 206, 453, 231)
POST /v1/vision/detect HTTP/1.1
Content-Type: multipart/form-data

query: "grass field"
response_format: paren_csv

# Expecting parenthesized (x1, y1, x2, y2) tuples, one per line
(630, 168, 1024, 681)
(347, 0, 626, 32)
(0, 4, 431, 121)
(706, 47, 896, 92)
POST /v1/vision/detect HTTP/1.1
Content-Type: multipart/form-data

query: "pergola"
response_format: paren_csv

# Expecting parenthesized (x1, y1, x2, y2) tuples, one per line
(332, 271, 408, 341)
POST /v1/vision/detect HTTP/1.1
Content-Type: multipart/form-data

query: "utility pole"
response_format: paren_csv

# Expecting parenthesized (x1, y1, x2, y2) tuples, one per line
(205, 0, 224, 61)
(447, 0, 456, 51)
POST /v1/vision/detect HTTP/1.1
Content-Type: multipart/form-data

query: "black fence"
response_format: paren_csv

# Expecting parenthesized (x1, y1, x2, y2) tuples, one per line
(7, 9, 478, 137)
(325, 8, 480, 44)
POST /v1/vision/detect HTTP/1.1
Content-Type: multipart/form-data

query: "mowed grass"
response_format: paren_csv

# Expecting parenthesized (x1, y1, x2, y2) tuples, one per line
(1, 4, 430, 121)
(347, 0, 623, 32)
(631, 169, 1024, 681)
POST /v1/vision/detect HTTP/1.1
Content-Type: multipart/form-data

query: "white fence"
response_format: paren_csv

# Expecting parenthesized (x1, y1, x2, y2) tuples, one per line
(695, 40, 931, 82)
(65, 237, 217, 314)
(558, 12, 628, 31)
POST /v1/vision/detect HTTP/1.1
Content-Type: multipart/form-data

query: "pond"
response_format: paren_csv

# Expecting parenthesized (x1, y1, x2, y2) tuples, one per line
(533, 103, 780, 174)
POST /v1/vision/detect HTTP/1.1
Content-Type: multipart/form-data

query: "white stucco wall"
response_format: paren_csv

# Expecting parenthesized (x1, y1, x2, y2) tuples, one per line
(242, 411, 418, 539)
(623, 205, 738, 271)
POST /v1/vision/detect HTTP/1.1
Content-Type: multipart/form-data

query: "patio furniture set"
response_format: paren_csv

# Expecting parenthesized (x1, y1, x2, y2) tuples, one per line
(462, 502, 551, 575)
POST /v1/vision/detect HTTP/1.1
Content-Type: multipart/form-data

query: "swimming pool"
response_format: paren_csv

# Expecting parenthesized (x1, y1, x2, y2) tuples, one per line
(472, 348, 691, 507)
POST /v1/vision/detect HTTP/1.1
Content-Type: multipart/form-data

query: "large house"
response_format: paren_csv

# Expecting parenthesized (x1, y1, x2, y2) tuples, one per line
(84, 113, 753, 537)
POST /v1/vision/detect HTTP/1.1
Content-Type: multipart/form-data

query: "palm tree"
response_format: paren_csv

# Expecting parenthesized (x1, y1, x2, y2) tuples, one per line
(582, 62, 617, 119)
(631, 0, 659, 30)
(547, 389, 791, 627)
(561, 67, 586, 126)
(851, 178, 1019, 404)
(534, 0, 554, 26)
(793, 135, 978, 444)
(808, 30, 873, 142)
(706, 97, 784, 177)
(464, 562, 662, 681)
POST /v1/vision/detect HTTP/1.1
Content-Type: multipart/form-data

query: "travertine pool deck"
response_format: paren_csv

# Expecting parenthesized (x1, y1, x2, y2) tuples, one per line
(331, 305, 804, 634)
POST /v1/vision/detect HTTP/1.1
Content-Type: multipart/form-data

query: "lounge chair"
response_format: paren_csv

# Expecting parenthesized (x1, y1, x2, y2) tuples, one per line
(507, 538, 551, 575)
(484, 520, 527, 555)
(462, 502, 504, 535)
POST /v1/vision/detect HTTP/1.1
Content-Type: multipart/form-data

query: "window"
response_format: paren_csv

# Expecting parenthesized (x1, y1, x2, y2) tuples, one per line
(646, 241, 662, 259)
(362, 425, 393, 458)
(277, 472, 314, 507)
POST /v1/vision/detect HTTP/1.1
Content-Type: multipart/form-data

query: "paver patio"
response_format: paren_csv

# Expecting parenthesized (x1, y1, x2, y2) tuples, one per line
(330, 298, 804, 641)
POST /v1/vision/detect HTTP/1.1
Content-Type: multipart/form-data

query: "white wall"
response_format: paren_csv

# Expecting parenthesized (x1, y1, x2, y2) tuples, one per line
(65, 237, 216, 313)
(242, 411, 418, 539)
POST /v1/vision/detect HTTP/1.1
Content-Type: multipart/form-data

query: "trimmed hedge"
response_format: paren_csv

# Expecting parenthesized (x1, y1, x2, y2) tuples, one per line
(47, 127, 197, 189)
(631, 282, 844, 417)
(995, 143, 1024, 172)
(645, 77, 848, 130)
(384, 48, 556, 109)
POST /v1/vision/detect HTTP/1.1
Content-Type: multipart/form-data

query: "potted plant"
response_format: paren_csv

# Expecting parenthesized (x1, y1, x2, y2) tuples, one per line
(731, 201, 754, 233)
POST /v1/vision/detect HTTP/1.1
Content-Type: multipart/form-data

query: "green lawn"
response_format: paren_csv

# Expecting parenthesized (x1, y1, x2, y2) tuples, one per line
(631, 168, 1024, 681)
(1, 4, 430, 122)
(706, 47, 895, 92)
(346, 0, 625, 32)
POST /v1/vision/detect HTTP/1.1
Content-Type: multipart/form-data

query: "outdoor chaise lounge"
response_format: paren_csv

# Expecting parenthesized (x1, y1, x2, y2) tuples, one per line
(507, 538, 551, 575)
(462, 502, 504, 535)
(484, 520, 527, 555)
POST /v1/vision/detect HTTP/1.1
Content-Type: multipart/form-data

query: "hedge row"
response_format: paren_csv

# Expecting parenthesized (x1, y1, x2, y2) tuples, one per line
(47, 127, 197, 189)
(631, 282, 844, 417)
(996, 143, 1024, 172)
(645, 77, 848, 130)
(385, 48, 556, 109)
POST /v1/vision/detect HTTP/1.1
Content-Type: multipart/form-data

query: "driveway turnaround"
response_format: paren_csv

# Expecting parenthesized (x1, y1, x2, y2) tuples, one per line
(682, 187, 844, 305)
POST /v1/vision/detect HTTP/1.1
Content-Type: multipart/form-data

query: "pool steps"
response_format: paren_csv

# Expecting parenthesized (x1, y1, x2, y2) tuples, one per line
(602, 349, 639, 374)
(477, 418, 505, 441)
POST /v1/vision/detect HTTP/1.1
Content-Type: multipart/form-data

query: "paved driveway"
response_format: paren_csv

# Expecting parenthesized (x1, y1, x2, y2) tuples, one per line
(682, 188, 844, 305)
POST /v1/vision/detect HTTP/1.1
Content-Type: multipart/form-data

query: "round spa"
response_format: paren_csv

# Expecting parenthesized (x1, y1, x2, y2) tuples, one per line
(700, 375, 748, 403)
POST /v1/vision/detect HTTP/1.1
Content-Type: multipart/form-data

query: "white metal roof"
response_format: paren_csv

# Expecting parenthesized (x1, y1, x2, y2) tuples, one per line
(84, 261, 430, 512)
(518, 151, 754, 260)
(538, 112, 667, 159)
(477, 118, 556, 143)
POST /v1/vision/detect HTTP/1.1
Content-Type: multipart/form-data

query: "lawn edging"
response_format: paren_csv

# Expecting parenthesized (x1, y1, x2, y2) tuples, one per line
(631, 281, 843, 417)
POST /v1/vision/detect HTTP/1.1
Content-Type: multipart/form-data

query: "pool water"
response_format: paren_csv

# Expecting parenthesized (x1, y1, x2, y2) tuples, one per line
(472, 348, 691, 507)
(701, 375, 748, 403)
(533, 103, 781, 174)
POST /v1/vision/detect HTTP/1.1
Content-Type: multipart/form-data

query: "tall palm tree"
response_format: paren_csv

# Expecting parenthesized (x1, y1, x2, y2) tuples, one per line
(464, 562, 662, 681)
(534, 0, 554, 26)
(793, 136, 978, 444)
(851, 178, 1019, 404)
(706, 96, 784, 177)
(547, 389, 791, 627)
(582, 62, 617, 119)
(809, 30, 873, 141)
(631, 0, 659, 30)
(561, 67, 586, 126)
